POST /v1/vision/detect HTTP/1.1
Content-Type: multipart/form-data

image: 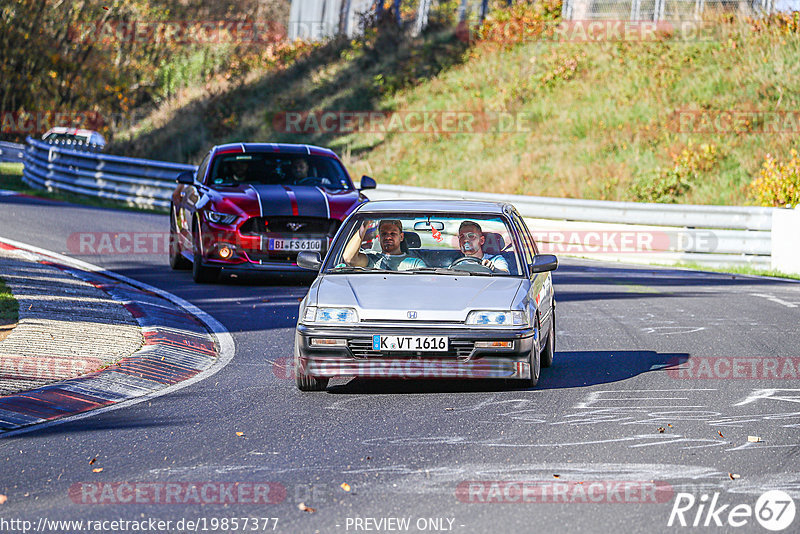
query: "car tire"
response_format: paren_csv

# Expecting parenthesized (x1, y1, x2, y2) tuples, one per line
(169, 206, 191, 270)
(540, 306, 555, 368)
(294, 340, 329, 392)
(192, 223, 220, 283)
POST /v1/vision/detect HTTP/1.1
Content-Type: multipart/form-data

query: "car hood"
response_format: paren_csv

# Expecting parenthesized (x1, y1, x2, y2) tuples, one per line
(314, 274, 526, 322)
(205, 184, 363, 220)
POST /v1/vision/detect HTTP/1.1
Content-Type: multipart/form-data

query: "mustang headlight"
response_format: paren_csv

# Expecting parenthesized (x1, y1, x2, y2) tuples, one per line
(466, 310, 527, 326)
(305, 307, 359, 324)
(205, 211, 237, 225)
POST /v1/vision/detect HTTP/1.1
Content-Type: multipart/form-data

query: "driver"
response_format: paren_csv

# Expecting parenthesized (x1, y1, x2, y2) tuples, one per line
(291, 158, 310, 181)
(342, 219, 426, 271)
(455, 221, 509, 273)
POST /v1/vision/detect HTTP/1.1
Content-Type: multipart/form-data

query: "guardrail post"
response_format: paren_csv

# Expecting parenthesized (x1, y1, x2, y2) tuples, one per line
(771, 206, 800, 275)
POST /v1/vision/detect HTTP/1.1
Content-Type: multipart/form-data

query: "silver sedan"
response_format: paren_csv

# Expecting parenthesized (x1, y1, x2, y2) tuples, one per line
(294, 200, 557, 391)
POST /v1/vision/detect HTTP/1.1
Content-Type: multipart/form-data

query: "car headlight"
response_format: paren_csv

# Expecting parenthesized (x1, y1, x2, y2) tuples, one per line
(466, 310, 527, 326)
(304, 306, 359, 324)
(205, 211, 237, 225)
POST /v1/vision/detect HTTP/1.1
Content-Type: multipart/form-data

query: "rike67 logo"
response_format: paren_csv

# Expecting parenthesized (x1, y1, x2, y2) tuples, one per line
(668, 490, 796, 531)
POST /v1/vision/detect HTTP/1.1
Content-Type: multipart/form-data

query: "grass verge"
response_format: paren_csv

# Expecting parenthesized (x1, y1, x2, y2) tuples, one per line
(0, 162, 168, 214)
(0, 276, 19, 341)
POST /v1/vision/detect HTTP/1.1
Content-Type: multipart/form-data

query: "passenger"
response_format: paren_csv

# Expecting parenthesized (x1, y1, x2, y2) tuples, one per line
(455, 220, 509, 273)
(342, 219, 426, 271)
(224, 159, 249, 183)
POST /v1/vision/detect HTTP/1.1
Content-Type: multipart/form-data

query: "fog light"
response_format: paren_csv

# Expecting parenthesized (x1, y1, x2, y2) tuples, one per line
(218, 246, 233, 259)
(311, 338, 347, 346)
(475, 341, 513, 349)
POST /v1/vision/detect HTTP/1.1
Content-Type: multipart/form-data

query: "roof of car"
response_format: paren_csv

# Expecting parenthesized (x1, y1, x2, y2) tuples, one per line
(212, 143, 338, 158)
(356, 200, 513, 215)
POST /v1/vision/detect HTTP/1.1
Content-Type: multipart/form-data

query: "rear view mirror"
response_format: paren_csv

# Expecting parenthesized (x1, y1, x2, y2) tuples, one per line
(360, 175, 376, 190)
(530, 254, 558, 273)
(413, 220, 445, 231)
(297, 251, 322, 271)
(176, 171, 194, 184)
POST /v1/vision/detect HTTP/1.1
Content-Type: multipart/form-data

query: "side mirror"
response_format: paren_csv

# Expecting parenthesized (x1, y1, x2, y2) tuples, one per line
(530, 254, 558, 273)
(296, 251, 322, 271)
(177, 171, 194, 184)
(359, 175, 376, 190)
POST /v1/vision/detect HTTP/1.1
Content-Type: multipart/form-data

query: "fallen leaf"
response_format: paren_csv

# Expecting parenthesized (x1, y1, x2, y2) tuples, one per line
(668, 424, 673, 427)
(340, 483, 351, 492)
(718, 431, 724, 438)
(657, 427, 665, 433)
(92, 468, 103, 473)
(729, 473, 741, 480)
(552, 474, 560, 478)
(235, 432, 244, 437)
(298, 502, 315, 513)
(0, 494, 7, 504)
(366, 456, 372, 460)
(747, 436, 762, 443)
(444, 408, 454, 411)
(89, 457, 97, 465)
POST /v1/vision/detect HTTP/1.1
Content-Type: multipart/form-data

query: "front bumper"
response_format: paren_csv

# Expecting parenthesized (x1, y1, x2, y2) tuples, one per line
(296, 324, 536, 380)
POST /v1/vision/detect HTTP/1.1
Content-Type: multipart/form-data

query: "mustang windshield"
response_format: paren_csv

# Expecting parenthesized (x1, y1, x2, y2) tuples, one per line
(325, 214, 522, 276)
(208, 153, 352, 190)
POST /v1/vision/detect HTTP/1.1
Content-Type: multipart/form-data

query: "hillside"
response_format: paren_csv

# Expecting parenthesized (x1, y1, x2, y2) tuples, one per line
(114, 3, 800, 206)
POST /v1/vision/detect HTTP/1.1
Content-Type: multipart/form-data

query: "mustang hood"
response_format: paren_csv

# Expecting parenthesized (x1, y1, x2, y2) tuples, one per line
(315, 274, 525, 322)
(207, 184, 362, 220)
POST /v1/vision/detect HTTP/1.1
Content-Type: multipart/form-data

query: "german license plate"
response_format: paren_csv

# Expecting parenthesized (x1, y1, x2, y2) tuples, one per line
(268, 238, 322, 251)
(372, 335, 448, 352)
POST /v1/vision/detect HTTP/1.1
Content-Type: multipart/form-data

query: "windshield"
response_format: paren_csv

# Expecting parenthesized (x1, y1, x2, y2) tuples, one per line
(324, 213, 522, 276)
(207, 153, 352, 190)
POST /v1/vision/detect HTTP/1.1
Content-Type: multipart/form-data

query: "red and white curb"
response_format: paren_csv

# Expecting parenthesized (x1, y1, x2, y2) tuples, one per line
(0, 236, 235, 437)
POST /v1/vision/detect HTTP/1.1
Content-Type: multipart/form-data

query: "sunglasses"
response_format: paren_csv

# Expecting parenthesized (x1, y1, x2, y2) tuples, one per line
(458, 232, 481, 240)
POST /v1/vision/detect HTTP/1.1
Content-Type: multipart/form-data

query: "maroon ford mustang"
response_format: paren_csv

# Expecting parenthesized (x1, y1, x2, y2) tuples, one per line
(170, 143, 375, 282)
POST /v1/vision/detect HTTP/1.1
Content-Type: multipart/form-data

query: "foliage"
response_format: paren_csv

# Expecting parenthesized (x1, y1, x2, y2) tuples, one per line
(629, 143, 719, 203)
(749, 149, 800, 207)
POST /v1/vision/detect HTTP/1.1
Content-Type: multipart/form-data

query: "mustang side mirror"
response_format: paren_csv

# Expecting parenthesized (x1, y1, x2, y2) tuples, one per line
(530, 254, 558, 273)
(359, 175, 376, 190)
(296, 251, 322, 271)
(176, 171, 194, 184)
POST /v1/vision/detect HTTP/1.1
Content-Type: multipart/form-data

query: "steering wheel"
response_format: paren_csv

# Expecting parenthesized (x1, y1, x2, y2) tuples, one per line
(294, 177, 321, 186)
(449, 256, 492, 272)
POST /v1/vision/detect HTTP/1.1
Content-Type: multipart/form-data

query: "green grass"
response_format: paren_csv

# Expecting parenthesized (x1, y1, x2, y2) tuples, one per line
(665, 262, 800, 281)
(0, 276, 19, 326)
(112, 8, 800, 207)
(0, 162, 168, 214)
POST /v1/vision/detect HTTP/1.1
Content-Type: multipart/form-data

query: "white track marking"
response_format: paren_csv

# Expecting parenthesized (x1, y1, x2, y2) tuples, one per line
(750, 293, 799, 308)
(0, 236, 236, 439)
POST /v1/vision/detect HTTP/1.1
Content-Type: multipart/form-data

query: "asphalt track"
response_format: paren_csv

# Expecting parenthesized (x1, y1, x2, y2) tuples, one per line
(1, 194, 800, 533)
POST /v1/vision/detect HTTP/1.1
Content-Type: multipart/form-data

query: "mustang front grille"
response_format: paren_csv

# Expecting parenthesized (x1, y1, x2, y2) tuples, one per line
(240, 217, 340, 236)
(347, 339, 474, 360)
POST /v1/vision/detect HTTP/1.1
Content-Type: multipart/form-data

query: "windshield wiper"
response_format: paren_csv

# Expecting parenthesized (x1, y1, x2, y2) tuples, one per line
(328, 266, 372, 273)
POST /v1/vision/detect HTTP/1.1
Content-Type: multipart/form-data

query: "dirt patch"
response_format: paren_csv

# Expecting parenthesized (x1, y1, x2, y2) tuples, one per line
(0, 322, 16, 342)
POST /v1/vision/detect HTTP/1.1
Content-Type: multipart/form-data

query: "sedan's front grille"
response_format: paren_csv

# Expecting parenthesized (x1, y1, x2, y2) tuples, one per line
(348, 339, 474, 360)
(240, 217, 339, 236)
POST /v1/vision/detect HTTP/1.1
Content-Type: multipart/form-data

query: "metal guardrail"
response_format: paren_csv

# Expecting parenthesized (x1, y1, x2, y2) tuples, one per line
(366, 184, 774, 268)
(0, 141, 25, 163)
(22, 136, 194, 210)
(19, 136, 774, 268)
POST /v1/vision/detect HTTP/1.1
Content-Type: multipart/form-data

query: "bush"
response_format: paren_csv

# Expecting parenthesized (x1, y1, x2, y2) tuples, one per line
(749, 150, 800, 207)
(629, 143, 719, 203)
